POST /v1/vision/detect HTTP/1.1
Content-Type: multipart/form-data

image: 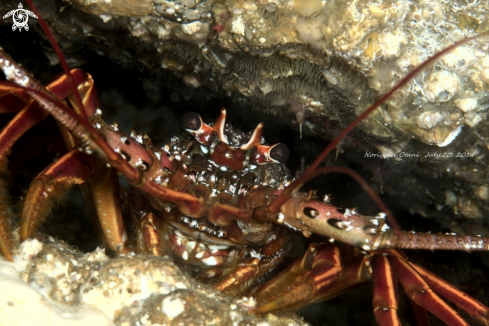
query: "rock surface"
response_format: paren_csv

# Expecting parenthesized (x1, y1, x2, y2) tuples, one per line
(1, 235, 305, 326)
(11, 0, 489, 146)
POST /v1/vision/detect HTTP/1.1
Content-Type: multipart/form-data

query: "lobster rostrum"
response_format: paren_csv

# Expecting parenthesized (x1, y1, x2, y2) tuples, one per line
(0, 2, 489, 325)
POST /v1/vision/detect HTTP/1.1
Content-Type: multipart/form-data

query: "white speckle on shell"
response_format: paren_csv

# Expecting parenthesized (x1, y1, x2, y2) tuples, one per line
(182, 251, 188, 261)
(2, 63, 15, 81)
(201, 256, 221, 266)
(200, 145, 209, 154)
(276, 213, 285, 224)
(250, 249, 262, 259)
(18, 75, 29, 87)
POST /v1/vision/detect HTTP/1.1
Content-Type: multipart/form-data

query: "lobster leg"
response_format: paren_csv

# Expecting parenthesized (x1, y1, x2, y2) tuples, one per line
(0, 70, 90, 156)
(214, 257, 260, 292)
(0, 61, 134, 256)
(21, 150, 96, 240)
(0, 156, 14, 261)
(252, 242, 343, 313)
(371, 254, 401, 326)
(0, 51, 206, 219)
(213, 227, 290, 294)
(409, 297, 431, 326)
(0, 101, 48, 156)
(412, 263, 489, 325)
(0, 88, 31, 113)
(0, 71, 91, 261)
(140, 212, 161, 256)
(20, 148, 131, 254)
(388, 255, 470, 326)
(86, 164, 129, 253)
(34, 72, 128, 253)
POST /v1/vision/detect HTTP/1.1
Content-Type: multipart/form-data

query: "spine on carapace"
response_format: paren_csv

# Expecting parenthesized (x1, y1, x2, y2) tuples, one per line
(374, 229, 489, 251)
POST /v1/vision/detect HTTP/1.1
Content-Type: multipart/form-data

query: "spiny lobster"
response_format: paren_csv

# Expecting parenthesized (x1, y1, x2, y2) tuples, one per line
(0, 1, 489, 325)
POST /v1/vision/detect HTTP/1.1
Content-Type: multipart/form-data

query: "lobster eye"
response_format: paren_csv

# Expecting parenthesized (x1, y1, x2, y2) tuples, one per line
(182, 112, 202, 131)
(303, 207, 319, 218)
(269, 143, 289, 164)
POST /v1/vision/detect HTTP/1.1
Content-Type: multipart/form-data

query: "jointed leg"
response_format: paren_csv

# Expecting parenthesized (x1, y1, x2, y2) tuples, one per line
(388, 255, 469, 326)
(413, 263, 489, 325)
(86, 164, 129, 254)
(21, 150, 95, 240)
(252, 243, 343, 313)
(371, 254, 401, 326)
(0, 157, 14, 261)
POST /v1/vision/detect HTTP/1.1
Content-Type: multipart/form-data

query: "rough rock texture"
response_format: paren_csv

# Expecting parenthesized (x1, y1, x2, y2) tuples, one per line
(1, 234, 305, 326)
(18, 0, 489, 146)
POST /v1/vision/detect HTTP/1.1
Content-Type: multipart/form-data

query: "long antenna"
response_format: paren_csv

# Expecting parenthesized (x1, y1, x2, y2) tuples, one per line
(24, 0, 88, 120)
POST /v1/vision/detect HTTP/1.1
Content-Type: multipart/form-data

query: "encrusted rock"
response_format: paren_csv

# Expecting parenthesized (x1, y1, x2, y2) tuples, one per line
(1, 235, 306, 326)
(12, 0, 487, 148)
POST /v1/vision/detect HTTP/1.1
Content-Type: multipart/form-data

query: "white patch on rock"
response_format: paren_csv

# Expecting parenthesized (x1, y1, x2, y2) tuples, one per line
(322, 70, 338, 85)
(99, 14, 112, 22)
(455, 98, 478, 112)
(437, 125, 463, 147)
(0, 260, 111, 326)
(19, 238, 43, 260)
(295, 17, 323, 43)
(231, 16, 245, 36)
(464, 111, 482, 128)
(416, 111, 445, 129)
(162, 296, 185, 320)
(181, 21, 203, 35)
(376, 30, 407, 58)
(422, 71, 460, 102)
(440, 45, 475, 70)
